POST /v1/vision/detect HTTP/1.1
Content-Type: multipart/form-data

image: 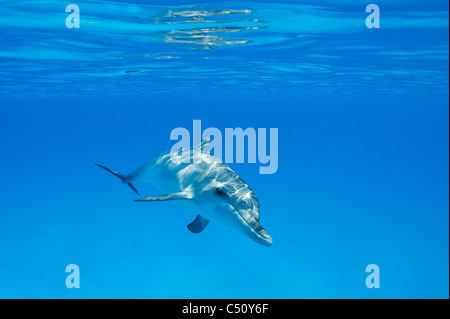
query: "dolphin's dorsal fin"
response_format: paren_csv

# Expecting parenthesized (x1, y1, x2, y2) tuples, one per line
(194, 136, 212, 154)
(187, 215, 210, 234)
(135, 190, 193, 202)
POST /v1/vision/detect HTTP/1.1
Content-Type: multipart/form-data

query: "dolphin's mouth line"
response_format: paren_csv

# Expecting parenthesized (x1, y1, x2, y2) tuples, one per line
(228, 203, 270, 242)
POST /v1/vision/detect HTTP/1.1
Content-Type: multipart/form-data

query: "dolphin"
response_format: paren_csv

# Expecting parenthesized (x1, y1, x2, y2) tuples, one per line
(96, 137, 273, 246)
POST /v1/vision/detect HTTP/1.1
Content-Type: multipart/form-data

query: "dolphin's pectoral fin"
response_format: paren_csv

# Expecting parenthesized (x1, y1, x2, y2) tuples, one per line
(135, 191, 193, 202)
(187, 215, 210, 234)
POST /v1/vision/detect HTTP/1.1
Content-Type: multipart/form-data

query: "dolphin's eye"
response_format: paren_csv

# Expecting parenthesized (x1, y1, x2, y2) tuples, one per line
(215, 188, 227, 197)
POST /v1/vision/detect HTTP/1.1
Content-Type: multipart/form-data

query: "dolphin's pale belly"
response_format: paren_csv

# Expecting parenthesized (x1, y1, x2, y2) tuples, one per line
(178, 200, 219, 222)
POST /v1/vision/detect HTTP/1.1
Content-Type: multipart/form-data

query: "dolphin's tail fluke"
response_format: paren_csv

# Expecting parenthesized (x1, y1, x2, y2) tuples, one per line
(95, 163, 140, 196)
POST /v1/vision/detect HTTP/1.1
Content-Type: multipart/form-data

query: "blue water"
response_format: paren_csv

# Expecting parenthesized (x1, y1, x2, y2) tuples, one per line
(0, 0, 448, 298)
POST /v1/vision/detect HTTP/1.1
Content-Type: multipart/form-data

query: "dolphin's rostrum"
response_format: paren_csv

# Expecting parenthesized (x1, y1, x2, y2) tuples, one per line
(96, 137, 273, 246)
